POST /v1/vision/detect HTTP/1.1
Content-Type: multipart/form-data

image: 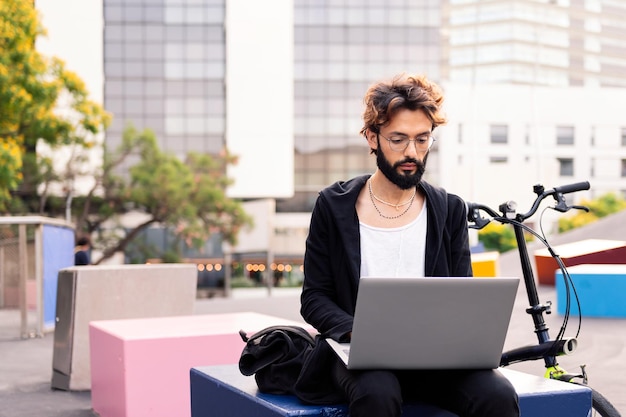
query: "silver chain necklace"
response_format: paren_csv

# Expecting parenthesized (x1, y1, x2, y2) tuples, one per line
(369, 179, 416, 210)
(368, 179, 415, 219)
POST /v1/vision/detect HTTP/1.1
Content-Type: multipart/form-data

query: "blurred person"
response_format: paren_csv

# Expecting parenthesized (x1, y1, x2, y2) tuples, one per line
(74, 236, 91, 265)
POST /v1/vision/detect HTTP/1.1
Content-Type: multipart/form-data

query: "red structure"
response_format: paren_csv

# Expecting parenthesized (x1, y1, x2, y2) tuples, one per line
(534, 239, 626, 285)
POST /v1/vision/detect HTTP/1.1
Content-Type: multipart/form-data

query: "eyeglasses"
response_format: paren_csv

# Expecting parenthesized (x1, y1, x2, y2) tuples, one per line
(378, 132, 436, 152)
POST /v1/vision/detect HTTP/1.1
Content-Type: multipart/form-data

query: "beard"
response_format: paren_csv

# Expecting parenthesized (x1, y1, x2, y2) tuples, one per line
(376, 148, 428, 190)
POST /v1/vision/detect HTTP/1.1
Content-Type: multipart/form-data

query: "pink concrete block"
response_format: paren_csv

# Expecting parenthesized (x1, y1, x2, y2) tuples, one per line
(89, 312, 313, 417)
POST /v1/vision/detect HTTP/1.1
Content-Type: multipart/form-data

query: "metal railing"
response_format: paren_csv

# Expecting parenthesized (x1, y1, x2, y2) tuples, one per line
(0, 217, 74, 339)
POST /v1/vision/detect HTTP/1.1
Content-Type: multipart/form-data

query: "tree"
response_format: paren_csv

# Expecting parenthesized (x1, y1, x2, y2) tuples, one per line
(0, 0, 110, 213)
(558, 192, 626, 233)
(75, 125, 252, 265)
(477, 222, 518, 253)
(0, 140, 22, 209)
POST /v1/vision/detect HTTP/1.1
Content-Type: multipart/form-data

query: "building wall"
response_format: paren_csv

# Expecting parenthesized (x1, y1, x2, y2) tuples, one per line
(99, 0, 626, 212)
(439, 83, 626, 219)
(36, 0, 626, 262)
(102, 0, 294, 199)
(224, 0, 294, 199)
(288, 0, 443, 212)
(103, 0, 227, 159)
(443, 0, 626, 88)
(36, 0, 105, 196)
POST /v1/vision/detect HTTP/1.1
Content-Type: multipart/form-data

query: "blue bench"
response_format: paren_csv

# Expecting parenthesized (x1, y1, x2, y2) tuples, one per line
(190, 364, 591, 417)
(556, 264, 626, 317)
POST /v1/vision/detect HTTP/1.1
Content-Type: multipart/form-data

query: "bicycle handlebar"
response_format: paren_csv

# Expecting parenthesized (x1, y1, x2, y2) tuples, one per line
(467, 181, 590, 227)
(553, 181, 590, 195)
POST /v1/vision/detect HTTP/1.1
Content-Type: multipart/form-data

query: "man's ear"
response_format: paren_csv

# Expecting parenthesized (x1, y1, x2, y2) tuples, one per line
(365, 129, 378, 150)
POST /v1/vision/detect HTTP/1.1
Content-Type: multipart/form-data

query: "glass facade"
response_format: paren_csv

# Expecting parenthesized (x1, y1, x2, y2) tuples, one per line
(102, 0, 626, 215)
(443, 0, 626, 87)
(103, 0, 226, 161)
(286, 0, 442, 212)
(103, 0, 443, 213)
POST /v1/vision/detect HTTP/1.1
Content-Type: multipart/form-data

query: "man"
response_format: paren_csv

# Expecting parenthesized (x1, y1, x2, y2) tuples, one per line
(300, 74, 519, 417)
(74, 236, 91, 265)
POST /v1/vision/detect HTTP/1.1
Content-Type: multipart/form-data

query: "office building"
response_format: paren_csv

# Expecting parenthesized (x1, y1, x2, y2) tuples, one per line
(286, 0, 443, 211)
(439, 0, 626, 210)
(101, 0, 444, 212)
(440, 83, 626, 214)
(443, 0, 626, 87)
(38, 0, 626, 267)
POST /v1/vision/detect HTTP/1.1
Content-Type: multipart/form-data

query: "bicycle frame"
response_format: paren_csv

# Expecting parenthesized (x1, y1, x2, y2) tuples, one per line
(468, 181, 625, 416)
(467, 182, 589, 376)
(509, 221, 562, 369)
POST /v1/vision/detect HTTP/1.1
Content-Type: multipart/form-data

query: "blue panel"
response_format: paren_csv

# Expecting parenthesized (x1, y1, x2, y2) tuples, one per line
(555, 271, 580, 316)
(190, 365, 591, 417)
(42, 225, 75, 328)
(519, 390, 592, 417)
(191, 365, 457, 417)
(191, 368, 284, 417)
(556, 267, 626, 317)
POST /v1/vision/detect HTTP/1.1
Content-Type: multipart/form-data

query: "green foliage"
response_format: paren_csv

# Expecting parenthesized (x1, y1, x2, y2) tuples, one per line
(0, 141, 22, 209)
(76, 124, 253, 265)
(477, 222, 517, 253)
(230, 276, 258, 288)
(0, 0, 110, 213)
(161, 250, 182, 264)
(558, 193, 626, 232)
(124, 238, 161, 264)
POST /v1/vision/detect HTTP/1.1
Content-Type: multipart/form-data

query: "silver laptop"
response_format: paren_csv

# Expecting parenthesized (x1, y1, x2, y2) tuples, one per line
(327, 276, 519, 370)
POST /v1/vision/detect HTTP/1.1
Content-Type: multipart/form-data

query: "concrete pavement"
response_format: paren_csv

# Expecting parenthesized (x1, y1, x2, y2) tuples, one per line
(0, 283, 624, 417)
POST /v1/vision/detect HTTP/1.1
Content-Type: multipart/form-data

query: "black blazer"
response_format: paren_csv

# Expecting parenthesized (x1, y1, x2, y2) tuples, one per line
(300, 175, 472, 342)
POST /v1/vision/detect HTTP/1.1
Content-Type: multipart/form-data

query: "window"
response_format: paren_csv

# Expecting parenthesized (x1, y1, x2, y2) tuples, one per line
(490, 124, 508, 144)
(622, 159, 626, 177)
(622, 128, 626, 146)
(590, 158, 595, 177)
(590, 126, 595, 146)
(490, 156, 508, 163)
(525, 125, 530, 145)
(558, 158, 574, 176)
(557, 126, 575, 145)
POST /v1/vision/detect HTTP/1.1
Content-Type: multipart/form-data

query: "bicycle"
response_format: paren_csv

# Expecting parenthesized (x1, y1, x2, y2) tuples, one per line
(466, 181, 622, 417)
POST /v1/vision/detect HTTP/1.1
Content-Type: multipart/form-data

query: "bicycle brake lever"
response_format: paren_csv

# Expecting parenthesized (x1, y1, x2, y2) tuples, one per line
(552, 192, 569, 212)
(553, 203, 589, 213)
(469, 217, 491, 229)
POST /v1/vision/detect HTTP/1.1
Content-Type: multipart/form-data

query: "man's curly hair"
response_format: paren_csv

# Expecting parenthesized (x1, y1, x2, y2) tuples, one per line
(360, 73, 447, 140)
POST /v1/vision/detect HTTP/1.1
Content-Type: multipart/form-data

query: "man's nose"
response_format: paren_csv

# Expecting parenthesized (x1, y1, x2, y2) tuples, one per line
(403, 140, 421, 157)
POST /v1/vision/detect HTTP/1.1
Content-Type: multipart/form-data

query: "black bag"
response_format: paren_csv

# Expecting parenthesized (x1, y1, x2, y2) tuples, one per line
(239, 325, 316, 395)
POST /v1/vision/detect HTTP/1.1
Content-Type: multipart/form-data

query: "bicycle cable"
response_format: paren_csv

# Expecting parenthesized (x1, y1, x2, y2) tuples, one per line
(539, 205, 583, 341)
(538, 207, 572, 340)
(495, 211, 582, 349)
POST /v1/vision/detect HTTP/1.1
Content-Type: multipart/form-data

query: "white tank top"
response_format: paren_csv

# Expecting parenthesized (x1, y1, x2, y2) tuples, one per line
(359, 204, 428, 278)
